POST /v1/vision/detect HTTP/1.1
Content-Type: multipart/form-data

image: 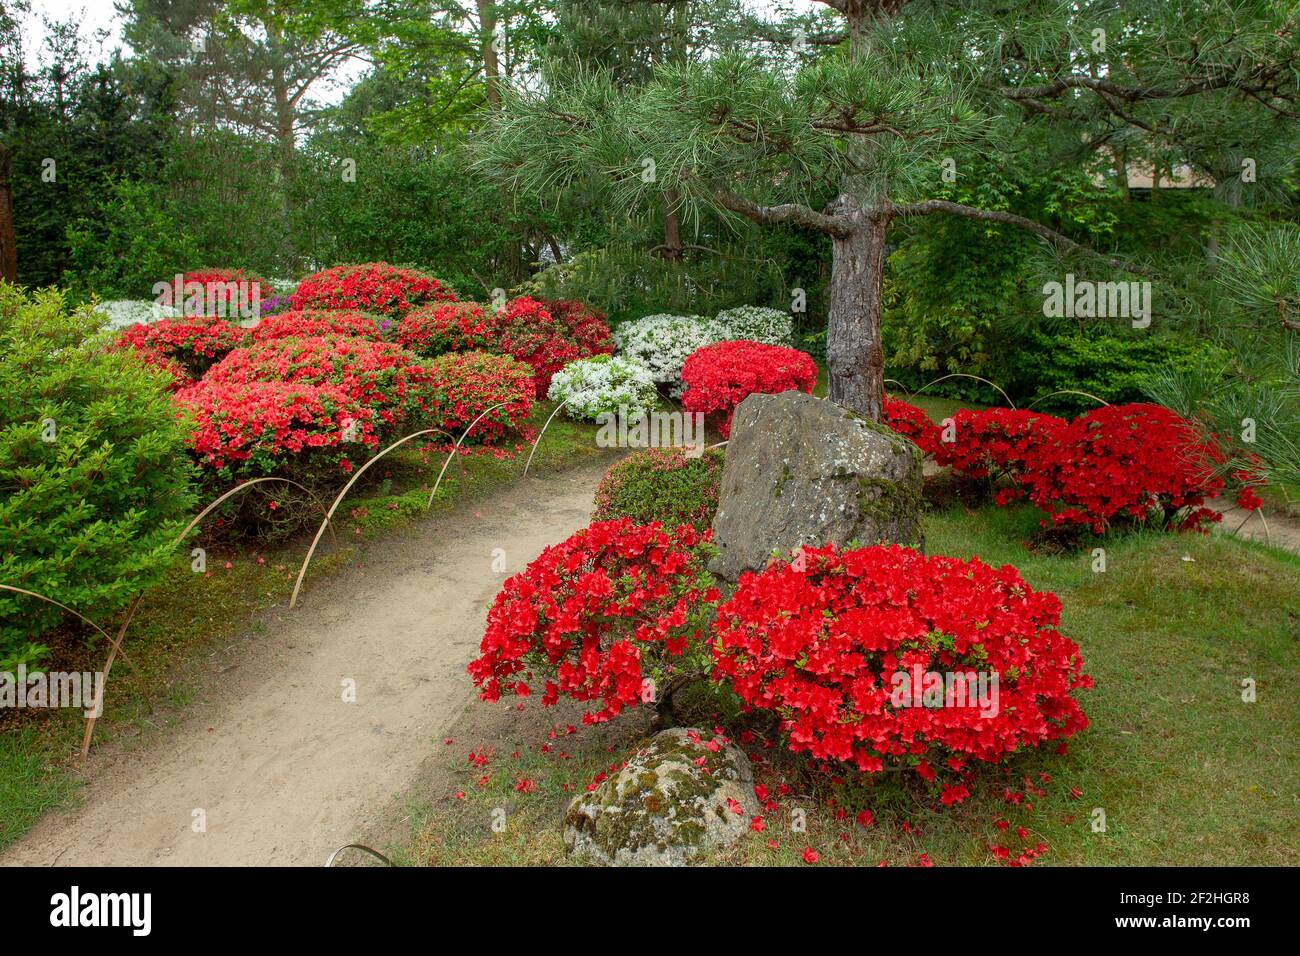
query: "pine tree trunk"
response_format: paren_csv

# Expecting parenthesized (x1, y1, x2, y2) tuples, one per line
(826, 197, 887, 421)
(661, 190, 683, 261)
(478, 0, 501, 109)
(825, 8, 889, 422)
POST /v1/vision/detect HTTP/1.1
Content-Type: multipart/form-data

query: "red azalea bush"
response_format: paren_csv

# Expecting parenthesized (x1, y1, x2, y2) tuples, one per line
(397, 296, 612, 398)
(113, 317, 249, 380)
(1019, 403, 1227, 534)
(680, 340, 818, 437)
(290, 262, 456, 318)
(202, 335, 440, 431)
(163, 268, 273, 317)
(492, 296, 584, 398)
(396, 301, 494, 355)
(934, 408, 1067, 499)
(426, 351, 535, 443)
(881, 396, 941, 456)
(541, 298, 616, 358)
(250, 310, 384, 343)
(711, 543, 1091, 785)
(467, 519, 720, 724)
(176, 379, 378, 480)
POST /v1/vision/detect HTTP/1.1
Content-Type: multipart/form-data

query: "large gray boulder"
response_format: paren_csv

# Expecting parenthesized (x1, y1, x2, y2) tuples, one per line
(709, 390, 923, 581)
(563, 727, 759, 866)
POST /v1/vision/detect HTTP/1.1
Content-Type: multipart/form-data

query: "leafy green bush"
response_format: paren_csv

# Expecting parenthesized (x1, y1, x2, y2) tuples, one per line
(880, 151, 1124, 403)
(65, 180, 201, 300)
(881, 217, 1031, 401)
(1005, 327, 1231, 416)
(0, 284, 197, 668)
(592, 447, 725, 532)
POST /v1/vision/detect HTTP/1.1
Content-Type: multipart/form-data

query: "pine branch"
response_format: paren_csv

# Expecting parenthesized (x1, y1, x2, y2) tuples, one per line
(893, 199, 1146, 274)
(1001, 68, 1299, 105)
(715, 191, 851, 237)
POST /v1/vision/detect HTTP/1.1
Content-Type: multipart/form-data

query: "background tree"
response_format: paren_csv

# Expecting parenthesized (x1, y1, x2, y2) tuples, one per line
(121, 0, 368, 260)
(0, 0, 24, 282)
(1, 10, 175, 287)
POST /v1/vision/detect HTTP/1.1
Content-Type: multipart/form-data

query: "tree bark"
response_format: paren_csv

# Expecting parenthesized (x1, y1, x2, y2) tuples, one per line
(478, 0, 502, 109)
(661, 189, 683, 261)
(267, 25, 298, 264)
(0, 141, 16, 283)
(826, 196, 888, 421)
(826, 5, 888, 421)
(545, 233, 564, 263)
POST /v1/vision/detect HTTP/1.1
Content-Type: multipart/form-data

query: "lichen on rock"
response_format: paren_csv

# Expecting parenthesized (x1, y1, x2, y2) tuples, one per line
(562, 727, 759, 866)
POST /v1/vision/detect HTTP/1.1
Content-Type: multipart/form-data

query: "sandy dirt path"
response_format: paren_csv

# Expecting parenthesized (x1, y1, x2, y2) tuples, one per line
(1204, 497, 1300, 553)
(2, 463, 609, 867)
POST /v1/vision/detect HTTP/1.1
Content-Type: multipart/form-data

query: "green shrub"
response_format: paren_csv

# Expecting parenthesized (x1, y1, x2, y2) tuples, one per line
(592, 447, 725, 532)
(1005, 327, 1232, 416)
(880, 151, 1125, 403)
(0, 284, 197, 669)
(65, 180, 201, 301)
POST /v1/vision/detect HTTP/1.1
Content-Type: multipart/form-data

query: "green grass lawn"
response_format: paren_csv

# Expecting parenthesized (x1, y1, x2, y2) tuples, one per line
(0, 401, 607, 851)
(399, 500, 1300, 867)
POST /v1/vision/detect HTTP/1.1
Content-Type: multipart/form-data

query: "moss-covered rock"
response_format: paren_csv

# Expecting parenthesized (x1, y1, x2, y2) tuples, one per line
(562, 727, 759, 866)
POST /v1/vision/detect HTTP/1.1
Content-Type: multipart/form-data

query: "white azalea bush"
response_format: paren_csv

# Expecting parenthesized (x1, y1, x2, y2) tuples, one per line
(548, 354, 659, 423)
(715, 305, 794, 346)
(614, 313, 726, 396)
(92, 299, 180, 330)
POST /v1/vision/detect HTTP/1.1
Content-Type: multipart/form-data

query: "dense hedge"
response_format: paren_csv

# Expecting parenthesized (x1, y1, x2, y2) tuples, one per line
(1004, 328, 1231, 416)
(0, 285, 196, 668)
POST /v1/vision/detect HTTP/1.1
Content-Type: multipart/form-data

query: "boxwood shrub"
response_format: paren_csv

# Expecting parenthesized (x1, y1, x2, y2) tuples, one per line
(593, 447, 725, 532)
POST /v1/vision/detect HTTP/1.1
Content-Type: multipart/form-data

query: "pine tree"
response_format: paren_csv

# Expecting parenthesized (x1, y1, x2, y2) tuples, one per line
(477, 0, 1299, 419)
